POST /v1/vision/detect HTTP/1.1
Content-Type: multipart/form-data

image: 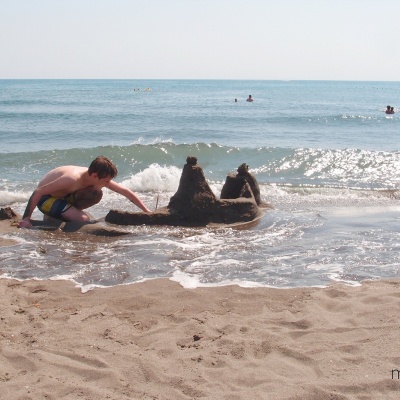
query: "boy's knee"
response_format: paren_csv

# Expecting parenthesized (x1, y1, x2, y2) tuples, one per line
(74, 187, 103, 209)
(87, 187, 103, 203)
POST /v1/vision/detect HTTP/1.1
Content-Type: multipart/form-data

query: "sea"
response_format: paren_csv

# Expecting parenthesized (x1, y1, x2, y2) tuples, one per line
(0, 79, 399, 291)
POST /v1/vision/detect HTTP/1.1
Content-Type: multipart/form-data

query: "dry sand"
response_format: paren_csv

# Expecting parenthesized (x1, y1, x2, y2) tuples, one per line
(1, 277, 400, 400)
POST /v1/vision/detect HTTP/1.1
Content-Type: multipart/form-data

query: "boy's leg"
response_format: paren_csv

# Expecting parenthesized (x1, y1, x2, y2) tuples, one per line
(61, 206, 92, 222)
(60, 187, 103, 222)
(73, 187, 103, 210)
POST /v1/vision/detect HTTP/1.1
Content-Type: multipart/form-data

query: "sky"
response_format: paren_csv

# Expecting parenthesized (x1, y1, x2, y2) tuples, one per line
(1, 0, 399, 81)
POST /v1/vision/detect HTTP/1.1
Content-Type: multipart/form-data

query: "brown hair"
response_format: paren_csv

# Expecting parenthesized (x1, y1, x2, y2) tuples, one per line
(88, 156, 118, 179)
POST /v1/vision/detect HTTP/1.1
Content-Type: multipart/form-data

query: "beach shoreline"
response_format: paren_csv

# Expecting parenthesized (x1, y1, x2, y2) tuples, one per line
(1, 276, 400, 399)
(2, 209, 400, 398)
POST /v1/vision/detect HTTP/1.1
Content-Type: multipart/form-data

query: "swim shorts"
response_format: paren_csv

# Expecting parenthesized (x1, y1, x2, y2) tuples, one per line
(37, 193, 75, 219)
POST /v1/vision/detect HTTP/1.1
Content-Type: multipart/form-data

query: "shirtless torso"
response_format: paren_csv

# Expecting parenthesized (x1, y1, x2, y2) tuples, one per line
(38, 166, 93, 197)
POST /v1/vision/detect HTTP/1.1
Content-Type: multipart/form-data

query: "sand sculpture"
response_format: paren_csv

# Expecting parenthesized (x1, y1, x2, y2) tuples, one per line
(1, 157, 269, 238)
(105, 156, 270, 227)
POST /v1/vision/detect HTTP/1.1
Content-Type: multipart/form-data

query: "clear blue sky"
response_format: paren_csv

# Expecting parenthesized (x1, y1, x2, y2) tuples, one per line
(1, 0, 398, 80)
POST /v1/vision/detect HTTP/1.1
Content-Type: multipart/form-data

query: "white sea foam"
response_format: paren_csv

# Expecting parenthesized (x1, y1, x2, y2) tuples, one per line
(0, 190, 30, 206)
(171, 270, 282, 289)
(120, 163, 181, 192)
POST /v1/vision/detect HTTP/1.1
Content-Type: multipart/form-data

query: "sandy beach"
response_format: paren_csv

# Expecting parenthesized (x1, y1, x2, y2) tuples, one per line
(1, 213, 400, 399)
(1, 275, 400, 399)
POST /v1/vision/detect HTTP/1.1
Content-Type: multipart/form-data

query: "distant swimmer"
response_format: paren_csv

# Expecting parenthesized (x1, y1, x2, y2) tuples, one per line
(235, 98, 238, 102)
(385, 105, 394, 114)
(246, 95, 253, 102)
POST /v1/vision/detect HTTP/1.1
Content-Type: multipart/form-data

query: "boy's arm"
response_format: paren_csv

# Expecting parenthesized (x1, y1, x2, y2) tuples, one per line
(19, 190, 43, 228)
(107, 181, 151, 213)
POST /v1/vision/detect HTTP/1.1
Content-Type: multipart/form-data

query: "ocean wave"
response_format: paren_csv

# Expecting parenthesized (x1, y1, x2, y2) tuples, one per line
(1, 143, 399, 202)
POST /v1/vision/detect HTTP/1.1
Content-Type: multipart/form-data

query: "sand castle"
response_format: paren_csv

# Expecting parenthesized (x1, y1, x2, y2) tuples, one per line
(106, 156, 270, 227)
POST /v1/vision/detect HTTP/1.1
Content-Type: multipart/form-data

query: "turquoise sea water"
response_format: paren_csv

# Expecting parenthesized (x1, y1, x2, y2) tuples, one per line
(0, 80, 399, 290)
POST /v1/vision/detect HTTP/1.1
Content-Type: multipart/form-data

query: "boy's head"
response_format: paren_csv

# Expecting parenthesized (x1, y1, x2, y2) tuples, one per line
(88, 156, 118, 179)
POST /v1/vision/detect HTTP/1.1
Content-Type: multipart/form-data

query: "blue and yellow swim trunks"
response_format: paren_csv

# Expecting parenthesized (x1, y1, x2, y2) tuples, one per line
(37, 193, 75, 219)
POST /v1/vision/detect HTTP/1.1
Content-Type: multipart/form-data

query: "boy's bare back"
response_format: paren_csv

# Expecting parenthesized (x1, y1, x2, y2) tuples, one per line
(38, 166, 90, 198)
